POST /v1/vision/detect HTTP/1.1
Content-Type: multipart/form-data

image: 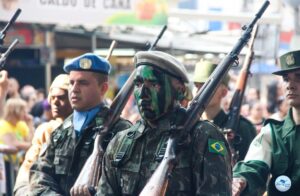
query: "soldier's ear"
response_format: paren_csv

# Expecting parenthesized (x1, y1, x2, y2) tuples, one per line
(221, 85, 228, 98)
(100, 82, 109, 95)
(171, 78, 185, 101)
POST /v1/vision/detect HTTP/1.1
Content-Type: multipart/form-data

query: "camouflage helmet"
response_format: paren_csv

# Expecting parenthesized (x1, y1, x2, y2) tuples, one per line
(193, 59, 230, 86)
(273, 50, 300, 75)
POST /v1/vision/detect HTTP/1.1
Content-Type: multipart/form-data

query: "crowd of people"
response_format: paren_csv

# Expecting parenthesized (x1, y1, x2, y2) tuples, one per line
(0, 47, 297, 195)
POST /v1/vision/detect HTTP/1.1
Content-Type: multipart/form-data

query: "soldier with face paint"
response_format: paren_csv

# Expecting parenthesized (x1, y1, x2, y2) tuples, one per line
(97, 51, 232, 196)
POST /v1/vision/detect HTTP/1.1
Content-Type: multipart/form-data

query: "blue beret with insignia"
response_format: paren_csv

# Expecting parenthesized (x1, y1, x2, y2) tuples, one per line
(63, 53, 111, 75)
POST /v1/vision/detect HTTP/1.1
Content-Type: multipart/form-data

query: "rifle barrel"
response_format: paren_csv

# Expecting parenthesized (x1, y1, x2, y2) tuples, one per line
(0, 9, 22, 44)
(0, 39, 19, 69)
(148, 25, 167, 50)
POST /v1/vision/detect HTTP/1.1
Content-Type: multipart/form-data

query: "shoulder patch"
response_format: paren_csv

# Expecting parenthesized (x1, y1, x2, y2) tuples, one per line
(208, 138, 226, 156)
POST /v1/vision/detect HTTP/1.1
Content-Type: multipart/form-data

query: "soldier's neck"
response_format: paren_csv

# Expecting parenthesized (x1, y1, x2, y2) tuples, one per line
(292, 107, 300, 125)
(203, 105, 222, 121)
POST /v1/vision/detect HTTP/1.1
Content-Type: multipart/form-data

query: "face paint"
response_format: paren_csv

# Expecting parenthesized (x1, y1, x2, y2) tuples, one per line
(134, 65, 174, 122)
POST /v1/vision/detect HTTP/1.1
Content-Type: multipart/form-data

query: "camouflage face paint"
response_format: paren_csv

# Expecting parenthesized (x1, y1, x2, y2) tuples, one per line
(134, 65, 174, 122)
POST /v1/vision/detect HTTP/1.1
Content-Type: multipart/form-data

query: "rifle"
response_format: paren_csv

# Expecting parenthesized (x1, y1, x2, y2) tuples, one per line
(71, 25, 168, 195)
(0, 8, 22, 45)
(139, 2, 269, 196)
(0, 39, 19, 69)
(223, 25, 259, 166)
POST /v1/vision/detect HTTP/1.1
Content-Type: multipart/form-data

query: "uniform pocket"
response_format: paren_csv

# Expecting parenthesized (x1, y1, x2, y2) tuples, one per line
(169, 159, 192, 194)
(120, 163, 141, 195)
(54, 149, 71, 175)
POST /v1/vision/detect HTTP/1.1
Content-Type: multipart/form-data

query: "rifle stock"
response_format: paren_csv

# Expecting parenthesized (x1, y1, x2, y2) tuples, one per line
(224, 25, 259, 165)
(140, 2, 269, 196)
(139, 137, 176, 196)
(106, 40, 117, 60)
(71, 25, 167, 195)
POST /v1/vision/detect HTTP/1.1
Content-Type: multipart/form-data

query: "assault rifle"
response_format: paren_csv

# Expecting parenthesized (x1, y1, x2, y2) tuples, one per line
(70, 25, 167, 196)
(223, 25, 259, 166)
(0, 8, 22, 45)
(0, 39, 19, 69)
(139, 2, 269, 196)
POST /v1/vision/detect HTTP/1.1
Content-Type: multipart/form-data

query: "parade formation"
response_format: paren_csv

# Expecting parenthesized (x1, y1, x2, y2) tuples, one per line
(0, 0, 300, 195)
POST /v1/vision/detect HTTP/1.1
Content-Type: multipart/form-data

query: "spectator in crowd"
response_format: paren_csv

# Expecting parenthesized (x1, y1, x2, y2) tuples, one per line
(14, 74, 73, 195)
(0, 70, 18, 195)
(245, 87, 260, 104)
(0, 98, 34, 195)
(36, 88, 46, 102)
(269, 96, 289, 121)
(266, 79, 285, 116)
(247, 101, 266, 134)
(7, 77, 20, 100)
(0, 98, 33, 154)
(20, 85, 37, 113)
(31, 99, 53, 128)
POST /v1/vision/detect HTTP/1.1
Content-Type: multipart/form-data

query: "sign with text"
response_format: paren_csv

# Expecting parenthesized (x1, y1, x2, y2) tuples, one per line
(0, 0, 168, 26)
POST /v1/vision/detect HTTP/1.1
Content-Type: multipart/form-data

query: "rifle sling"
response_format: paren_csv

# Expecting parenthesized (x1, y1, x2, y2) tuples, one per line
(111, 122, 143, 167)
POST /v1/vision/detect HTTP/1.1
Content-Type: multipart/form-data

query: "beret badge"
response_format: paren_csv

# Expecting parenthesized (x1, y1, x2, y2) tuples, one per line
(285, 54, 295, 67)
(79, 58, 92, 69)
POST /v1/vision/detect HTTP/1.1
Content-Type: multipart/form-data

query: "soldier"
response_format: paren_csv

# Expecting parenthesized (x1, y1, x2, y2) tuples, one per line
(14, 74, 73, 195)
(29, 53, 131, 195)
(97, 51, 232, 195)
(193, 59, 257, 162)
(232, 50, 300, 195)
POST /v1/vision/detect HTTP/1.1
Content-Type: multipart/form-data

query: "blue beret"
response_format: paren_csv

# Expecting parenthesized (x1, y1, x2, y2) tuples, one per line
(63, 53, 111, 75)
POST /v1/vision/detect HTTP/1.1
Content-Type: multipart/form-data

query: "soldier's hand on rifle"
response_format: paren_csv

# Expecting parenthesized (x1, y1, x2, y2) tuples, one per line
(232, 177, 247, 196)
(70, 185, 94, 196)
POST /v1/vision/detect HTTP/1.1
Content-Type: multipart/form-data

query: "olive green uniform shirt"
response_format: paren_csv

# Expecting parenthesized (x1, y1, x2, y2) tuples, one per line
(28, 106, 131, 196)
(233, 109, 300, 195)
(98, 109, 232, 196)
(213, 109, 257, 161)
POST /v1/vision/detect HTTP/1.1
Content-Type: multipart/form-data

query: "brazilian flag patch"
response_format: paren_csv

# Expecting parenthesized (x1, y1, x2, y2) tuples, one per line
(208, 139, 226, 156)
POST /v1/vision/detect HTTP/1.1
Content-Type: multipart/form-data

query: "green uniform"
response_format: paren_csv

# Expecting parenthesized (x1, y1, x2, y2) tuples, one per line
(29, 105, 131, 196)
(97, 107, 232, 196)
(213, 109, 257, 161)
(233, 109, 300, 195)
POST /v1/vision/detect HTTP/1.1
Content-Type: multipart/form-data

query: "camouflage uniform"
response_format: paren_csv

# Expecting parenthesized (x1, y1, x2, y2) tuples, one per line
(97, 51, 232, 196)
(14, 74, 71, 196)
(29, 53, 132, 196)
(213, 109, 256, 161)
(97, 108, 231, 195)
(29, 106, 131, 195)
